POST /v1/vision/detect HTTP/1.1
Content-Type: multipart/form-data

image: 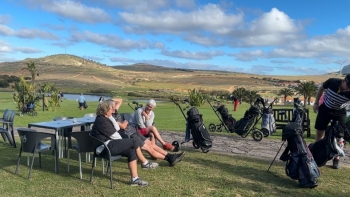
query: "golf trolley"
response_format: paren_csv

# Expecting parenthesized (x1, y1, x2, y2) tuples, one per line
(172, 99, 212, 153)
(206, 98, 235, 133)
(128, 101, 143, 111)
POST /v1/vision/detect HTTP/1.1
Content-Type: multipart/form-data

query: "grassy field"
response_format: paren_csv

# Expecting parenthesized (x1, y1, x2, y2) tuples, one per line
(1, 92, 350, 196)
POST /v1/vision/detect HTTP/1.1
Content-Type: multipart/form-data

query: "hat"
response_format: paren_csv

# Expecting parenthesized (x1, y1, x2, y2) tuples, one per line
(345, 74, 350, 85)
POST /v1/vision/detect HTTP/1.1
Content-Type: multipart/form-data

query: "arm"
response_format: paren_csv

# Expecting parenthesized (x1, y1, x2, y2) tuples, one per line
(117, 120, 128, 130)
(314, 86, 325, 105)
(113, 98, 123, 111)
(144, 111, 154, 127)
(135, 108, 147, 128)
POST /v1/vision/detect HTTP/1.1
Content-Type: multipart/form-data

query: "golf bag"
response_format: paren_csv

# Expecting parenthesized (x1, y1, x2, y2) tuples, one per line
(217, 105, 236, 132)
(186, 107, 212, 152)
(309, 122, 346, 167)
(279, 102, 320, 188)
(261, 108, 276, 137)
(234, 105, 260, 136)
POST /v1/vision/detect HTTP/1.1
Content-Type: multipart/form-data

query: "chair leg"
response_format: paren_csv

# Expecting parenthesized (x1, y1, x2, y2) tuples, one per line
(67, 149, 70, 172)
(78, 153, 82, 179)
(90, 157, 96, 183)
(109, 160, 113, 189)
(15, 148, 22, 174)
(39, 152, 42, 168)
(102, 159, 105, 174)
(28, 152, 36, 179)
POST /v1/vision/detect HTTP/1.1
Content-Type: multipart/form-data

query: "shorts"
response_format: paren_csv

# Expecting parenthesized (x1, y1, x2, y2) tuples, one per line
(79, 102, 85, 107)
(138, 128, 148, 136)
(129, 132, 146, 147)
(315, 104, 346, 130)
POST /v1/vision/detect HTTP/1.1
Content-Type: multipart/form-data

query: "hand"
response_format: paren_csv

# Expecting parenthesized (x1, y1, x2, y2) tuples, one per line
(313, 103, 319, 113)
(142, 111, 149, 120)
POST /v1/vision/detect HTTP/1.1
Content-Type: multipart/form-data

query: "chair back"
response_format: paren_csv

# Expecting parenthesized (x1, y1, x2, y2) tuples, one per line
(53, 117, 74, 121)
(69, 131, 94, 153)
(8, 110, 16, 122)
(122, 113, 135, 122)
(2, 109, 11, 120)
(17, 128, 41, 153)
(89, 134, 111, 157)
(84, 113, 96, 117)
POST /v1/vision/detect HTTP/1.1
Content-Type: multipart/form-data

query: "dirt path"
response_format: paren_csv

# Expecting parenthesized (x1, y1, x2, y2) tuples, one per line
(159, 130, 350, 168)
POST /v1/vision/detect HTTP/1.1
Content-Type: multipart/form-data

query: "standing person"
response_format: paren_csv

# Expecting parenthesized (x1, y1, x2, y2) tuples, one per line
(99, 96, 104, 103)
(313, 74, 350, 169)
(59, 91, 64, 102)
(129, 99, 174, 151)
(78, 93, 86, 111)
(230, 95, 239, 111)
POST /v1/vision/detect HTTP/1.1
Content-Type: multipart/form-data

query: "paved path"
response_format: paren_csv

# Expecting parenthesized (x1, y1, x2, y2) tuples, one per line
(158, 130, 350, 168)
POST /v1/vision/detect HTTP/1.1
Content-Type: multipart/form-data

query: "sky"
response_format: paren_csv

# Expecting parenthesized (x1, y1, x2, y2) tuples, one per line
(1, 0, 350, 76)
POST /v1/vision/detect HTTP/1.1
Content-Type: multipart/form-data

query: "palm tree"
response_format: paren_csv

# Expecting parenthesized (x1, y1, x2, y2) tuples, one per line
(22, 61, 38, 82)
(244, 90, 260, 105)
(277, 88, 294, 105)
(295, 81, 318, 106)
(232, 87, 246, 104)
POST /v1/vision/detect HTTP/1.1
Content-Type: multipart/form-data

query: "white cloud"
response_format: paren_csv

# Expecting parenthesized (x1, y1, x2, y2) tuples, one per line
(0, 14, 11, 24)
(21, 0, 111, 23)
(69, 31, 150, 51)
(120, 4, 243, 35)
(15, 47, 43, 53)
(0, 24, 59, 40)
(161, 49, 225, 60)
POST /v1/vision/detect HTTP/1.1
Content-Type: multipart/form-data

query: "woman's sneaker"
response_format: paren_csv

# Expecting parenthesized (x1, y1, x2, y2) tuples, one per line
(163, 142, 175, 151)
(141, 161, 159, 169)
(130, 178, 149, 187)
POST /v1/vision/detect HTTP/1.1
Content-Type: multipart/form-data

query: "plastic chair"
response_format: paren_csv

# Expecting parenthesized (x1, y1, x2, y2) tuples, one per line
(53, 117, 75, 156)
(67, 131, 94, 179)
(0, 109, 11, 122)
(0, 110, 17, 148)
(15, 128, 57, 179)
(89, 134, 122, 189)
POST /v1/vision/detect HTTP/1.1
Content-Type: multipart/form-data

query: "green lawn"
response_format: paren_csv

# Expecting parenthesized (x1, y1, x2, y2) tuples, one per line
(3, 91, 345, 197)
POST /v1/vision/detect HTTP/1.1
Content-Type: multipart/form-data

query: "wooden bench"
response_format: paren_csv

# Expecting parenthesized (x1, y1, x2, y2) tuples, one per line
(272, 108, 311, 138)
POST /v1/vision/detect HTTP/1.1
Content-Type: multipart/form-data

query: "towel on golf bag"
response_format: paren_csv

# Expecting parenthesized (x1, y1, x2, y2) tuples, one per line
(309, 123, 345, 167)
(234, 105, 260, 136)
(279, 122, 320, 188)
(186, 107, 212, 150)
(217, 105, 236, 132)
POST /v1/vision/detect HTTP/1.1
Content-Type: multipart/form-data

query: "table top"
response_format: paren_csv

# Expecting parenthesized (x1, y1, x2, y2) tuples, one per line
(28, 119, 91, 130)
(76, 116, 96, 124)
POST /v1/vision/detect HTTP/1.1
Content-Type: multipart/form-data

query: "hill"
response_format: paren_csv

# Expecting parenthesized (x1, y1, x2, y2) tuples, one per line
(0, 54, 342, 96)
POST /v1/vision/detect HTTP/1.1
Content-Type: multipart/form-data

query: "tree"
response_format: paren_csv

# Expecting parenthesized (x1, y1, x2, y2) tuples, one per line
(232, 87, 246, 104)
(244, 90, 260, 105)
(188, 88, 206, 107)
(22, 61, 38, 82)
(295, 81, 318, 106)
(12, 76, 37, 111)
(277, 88, 294, 105)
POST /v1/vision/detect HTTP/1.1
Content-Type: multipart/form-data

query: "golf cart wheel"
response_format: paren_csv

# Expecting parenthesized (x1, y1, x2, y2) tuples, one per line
(172, 141, 181, 152)
(33, 111, 38, 116)
(252, 130, 263, 141)
(192, 141, 200, 149)
(201, 147, 209, 153)
(208, 124, 216, 132)
(216, 126, 222, 132)
(261, 128, 270, 137)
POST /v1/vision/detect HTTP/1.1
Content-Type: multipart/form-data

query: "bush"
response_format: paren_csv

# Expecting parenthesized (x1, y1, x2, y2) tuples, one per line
(0, 80, 9, 88)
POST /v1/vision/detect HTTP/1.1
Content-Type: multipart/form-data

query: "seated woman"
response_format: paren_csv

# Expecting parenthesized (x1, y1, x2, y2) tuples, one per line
(90, 100, 159, 187)
(111, 99, 185, 166)
(129, 99, 174, 151)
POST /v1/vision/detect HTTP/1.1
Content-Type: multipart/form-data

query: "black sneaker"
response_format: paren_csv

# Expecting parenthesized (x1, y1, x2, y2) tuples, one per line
(168, 152, 186, 166)
(332, 158, 340, 169)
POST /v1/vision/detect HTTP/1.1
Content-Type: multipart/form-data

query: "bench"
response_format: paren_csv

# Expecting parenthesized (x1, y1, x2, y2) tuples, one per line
(272, 108, 311, 138)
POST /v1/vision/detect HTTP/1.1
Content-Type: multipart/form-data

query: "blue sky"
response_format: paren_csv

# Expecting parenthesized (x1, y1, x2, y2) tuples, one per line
(1, 0, 350, 75)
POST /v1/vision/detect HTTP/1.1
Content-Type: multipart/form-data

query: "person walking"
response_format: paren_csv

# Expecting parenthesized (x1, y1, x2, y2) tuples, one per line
(230, 95, 239, 111)
(78, 93, 86, 111)
(313, 74, 350, 169)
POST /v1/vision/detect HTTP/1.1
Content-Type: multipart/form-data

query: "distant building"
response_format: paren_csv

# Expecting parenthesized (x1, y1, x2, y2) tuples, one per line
(341, 64, 350, 75)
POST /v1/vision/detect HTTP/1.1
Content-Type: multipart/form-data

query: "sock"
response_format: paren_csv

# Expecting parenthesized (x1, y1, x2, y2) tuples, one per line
(142, 160, 149, 165)
(132, 176, 139, 182)
(164, 154, 171, 161)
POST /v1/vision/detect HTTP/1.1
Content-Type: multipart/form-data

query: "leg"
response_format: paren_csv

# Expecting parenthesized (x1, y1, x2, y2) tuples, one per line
(315, 129, 325, 142)
(128, 160, 138, 178)
(147, 126, 166, 145)
(141, 141, 166, 160)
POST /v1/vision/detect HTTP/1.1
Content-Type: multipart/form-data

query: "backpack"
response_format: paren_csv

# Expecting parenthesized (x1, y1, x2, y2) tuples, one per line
(186, 107, 212, 152)
(217, 105, 236, 132)
(279, 123, 320, 188)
